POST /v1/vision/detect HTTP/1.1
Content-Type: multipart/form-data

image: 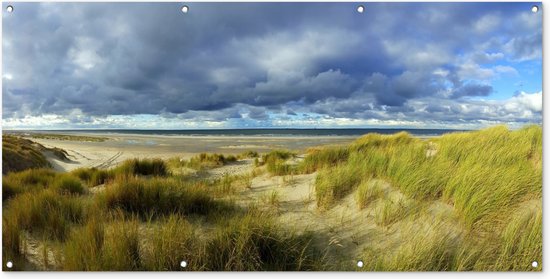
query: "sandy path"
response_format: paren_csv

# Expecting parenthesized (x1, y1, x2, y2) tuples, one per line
(19, 232, 58, 270)
(206, 159, 255, 179)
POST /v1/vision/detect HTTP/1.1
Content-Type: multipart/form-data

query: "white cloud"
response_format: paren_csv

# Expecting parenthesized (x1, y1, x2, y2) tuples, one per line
(237, 28, 361, 73)
(382, 41, 451, 69)
(473, 14, 501, 33)
(2, 114, 228, 130)
(504, 91, 542, 113)
(471, 52, 504, 64)
(68, 37, 104, 72)
(457, 63, 518, 81)
(458, 62, 495, 80)
(493, 65, 518, 76)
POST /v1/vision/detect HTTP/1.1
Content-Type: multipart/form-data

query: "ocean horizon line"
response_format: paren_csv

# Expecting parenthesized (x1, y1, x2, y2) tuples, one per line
(3, 127, 472, 131)
(4, 127, 475, 137)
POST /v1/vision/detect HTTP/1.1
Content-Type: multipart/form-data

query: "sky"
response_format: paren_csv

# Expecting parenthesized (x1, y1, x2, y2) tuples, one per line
(2, 2, 543, 130)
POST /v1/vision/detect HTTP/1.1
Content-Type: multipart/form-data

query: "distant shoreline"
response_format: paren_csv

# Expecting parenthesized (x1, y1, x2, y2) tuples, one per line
(3, 127, 468, 138)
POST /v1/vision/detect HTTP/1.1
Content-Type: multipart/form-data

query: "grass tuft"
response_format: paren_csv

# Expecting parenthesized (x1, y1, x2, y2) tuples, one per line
(71, 168, 113, 187)
(101, 176, 226, 218)
(300, 146, 349, 174)
(114, 158, 168, 177)
(202, 210, 324, 271)
(355, 180, 385, 209)
(5, 190, 85, 240)
(142, 214, 196, 270)
(259, 150, 296, 176)
(363, 220, 462, 271)
(374, 196, 416, 227)
(53, 174, 87, 195)
(314, 154, 365, 210)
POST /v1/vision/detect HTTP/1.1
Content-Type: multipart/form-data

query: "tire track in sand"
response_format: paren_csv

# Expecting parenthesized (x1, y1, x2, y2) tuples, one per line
(94, 151, 123, 169)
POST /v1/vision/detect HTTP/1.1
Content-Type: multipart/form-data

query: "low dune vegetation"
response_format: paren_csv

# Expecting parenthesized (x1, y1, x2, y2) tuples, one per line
(72, 167, 112, 187)
(114, 158, 168, 177)
(1, 125, 542, 271)
(167, 153, 237, 171)
(2, 135, 71, 175)
(262, 124, 541, 271)
(355, 179, 386, 209)
(202, 210, 324, 271)
(2, 154, 324, 271)
(2, 136, 52, 174)
(3, 169, 54, 200)
(100, 176, 229, 218)
(15, 132, 107, 142)
(256, 150, 296, 176)
(300, 146, 350, 174)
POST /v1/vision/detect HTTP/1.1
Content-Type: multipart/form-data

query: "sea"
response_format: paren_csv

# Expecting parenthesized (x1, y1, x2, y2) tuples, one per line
(19, 128, 470, 138)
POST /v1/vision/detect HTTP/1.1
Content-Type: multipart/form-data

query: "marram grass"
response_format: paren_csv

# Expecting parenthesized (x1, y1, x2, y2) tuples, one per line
(355, 179, 386, 209)
(310, 125, 541, 226)
(306, 125, 541, 271)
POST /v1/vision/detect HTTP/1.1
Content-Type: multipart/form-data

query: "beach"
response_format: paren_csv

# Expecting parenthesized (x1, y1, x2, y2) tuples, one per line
(29, 132, 358, 172)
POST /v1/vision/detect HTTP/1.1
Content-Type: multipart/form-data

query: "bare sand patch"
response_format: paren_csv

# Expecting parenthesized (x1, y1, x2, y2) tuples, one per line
(219, 144, 272, 149)
(206, 159, 255, 180)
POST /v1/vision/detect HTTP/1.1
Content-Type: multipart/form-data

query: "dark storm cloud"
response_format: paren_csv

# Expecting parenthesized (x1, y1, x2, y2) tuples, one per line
(2, 2, 542, 127)
(450, 83, 494, 99)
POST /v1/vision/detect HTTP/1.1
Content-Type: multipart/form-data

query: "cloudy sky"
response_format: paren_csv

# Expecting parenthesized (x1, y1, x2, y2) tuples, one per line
(2, 2, 542, 129)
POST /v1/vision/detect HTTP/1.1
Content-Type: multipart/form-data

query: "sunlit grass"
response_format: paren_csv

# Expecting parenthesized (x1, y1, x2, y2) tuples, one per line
(314, 154, 365, 210)
(373, 195, 417, 227)
(305, 125, 541, 271)
(167, 153, 237, 172)
(53, 174, 87, 195)
(355, 179, 385, 209)
(4, 189, 85, 241)
(363, 219, 462, 271)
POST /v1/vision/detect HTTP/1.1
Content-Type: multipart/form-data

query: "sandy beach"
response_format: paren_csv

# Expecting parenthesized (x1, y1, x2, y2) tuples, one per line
(29, 132, 357, 172)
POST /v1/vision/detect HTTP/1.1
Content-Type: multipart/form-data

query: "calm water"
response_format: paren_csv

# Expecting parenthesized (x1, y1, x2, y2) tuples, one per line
(20, 128, 469, 137)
